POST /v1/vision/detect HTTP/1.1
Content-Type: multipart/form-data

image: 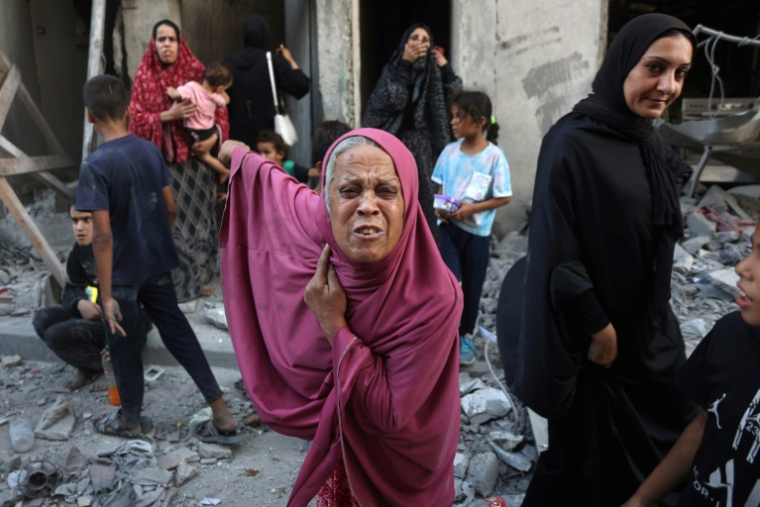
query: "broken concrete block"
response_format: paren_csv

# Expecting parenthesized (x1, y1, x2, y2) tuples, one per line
(35, 396, 76, 441)
(205, 307, 228, 330)
(1, 355, 22, 368)
(453, 453, 469, 479)
(686, 213, 716, 237)
(681, 236, 710, 255)
(487, 437, 533, 472)
(708, 268, 741, 298)
(672, 244, 694, 274)
(77, 496, 92, 507)
(62, 446, 87, 472)
(488, 430, 525, 452)
(493, 231, 528, 255)
(199, 458, 217, 465)
(715, 231, 740, 244)
(460, 387, 512, 425)
(680, 318, 708, 339)
(459, 377, 486, 397)
(197, 442, 232, 460)
(704, 240, 722, 251)
(174, 460, 198, 486)
(465, 452, 498, 497)
(158, 453, 182, 470)
(173, 446, 200, 464)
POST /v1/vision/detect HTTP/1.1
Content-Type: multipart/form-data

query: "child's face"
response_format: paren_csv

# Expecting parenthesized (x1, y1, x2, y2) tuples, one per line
(257, 142, 285, 165)
(735, 227, 760, 326)
(450, 105, 484, 140)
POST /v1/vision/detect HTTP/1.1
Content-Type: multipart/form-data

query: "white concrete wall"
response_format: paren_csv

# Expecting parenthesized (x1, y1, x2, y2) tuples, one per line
(122, 0, 182, 80)
(452, 0, 607, 236)
(315, 0, 357, 127)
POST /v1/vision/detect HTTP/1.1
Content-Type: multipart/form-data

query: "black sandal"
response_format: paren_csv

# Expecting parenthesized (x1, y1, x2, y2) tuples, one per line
(191, 420, 243, 445)
(93, 410, 153, 438)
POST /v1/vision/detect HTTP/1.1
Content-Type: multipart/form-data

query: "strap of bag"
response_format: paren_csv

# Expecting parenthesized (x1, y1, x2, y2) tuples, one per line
(266, 52, 280, 109)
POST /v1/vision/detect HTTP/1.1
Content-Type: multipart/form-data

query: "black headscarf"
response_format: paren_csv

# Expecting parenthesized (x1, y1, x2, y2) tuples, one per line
(243, 15, 271, 50)
(363, 23, 451, 155)
(573, 13, 694, 305)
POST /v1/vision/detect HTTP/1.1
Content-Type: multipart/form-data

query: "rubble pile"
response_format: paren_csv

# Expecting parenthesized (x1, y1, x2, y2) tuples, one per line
(672, 185, 758, 352)
(0, 357, 261, 507)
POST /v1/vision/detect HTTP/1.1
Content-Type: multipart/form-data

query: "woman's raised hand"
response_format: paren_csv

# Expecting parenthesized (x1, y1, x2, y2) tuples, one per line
(304, 244, 348, 344)
(161, 99, 196, 122)
(276, 44, 299, 69)
(432, 48, 448, 67)
(402, 41, 428, 63)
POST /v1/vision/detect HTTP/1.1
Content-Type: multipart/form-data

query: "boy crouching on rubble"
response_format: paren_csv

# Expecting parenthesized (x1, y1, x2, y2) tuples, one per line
(75, 75, 239, 441)
(623, 227, 760, 507)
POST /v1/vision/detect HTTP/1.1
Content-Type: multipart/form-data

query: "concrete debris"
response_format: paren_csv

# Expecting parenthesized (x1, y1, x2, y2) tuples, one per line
(681, 235, 710, 255)
(175, 460, 198, 486)
(35, 395, 76, 440)
(487, 437, 533, 472)
(686, 212, 717, 237)
(173, 446, 201, 464)
(465, 452, 499, 497)
(1, 355, 22, 368)
(454, 452, 470, 479)
(461, 387, 512, 425)
(204, 307, 228, 330)
(459, 375, 488, 396)
(680, 318, 709, 339)
(197, 442, 232, 460)
(707, 268, 741, 298)
(672, 244, 694, 274)
(488, 430, 525, 452)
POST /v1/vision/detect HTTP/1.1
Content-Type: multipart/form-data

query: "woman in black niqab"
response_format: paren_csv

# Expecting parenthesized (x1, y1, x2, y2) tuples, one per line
(362, 23, 462, 239)
(497, 13, 698, 506)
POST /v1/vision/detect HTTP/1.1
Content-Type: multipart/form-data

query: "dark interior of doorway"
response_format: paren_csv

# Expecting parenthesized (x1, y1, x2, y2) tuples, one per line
(359, 0, 451, 122)
(607, 0, 760, 119)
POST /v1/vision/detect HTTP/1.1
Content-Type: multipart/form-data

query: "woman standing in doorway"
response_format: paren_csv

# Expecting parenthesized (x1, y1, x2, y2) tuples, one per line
(503, 14, 698, 506)
(363, 23, 462, 239)
(128, 19, 226, 301)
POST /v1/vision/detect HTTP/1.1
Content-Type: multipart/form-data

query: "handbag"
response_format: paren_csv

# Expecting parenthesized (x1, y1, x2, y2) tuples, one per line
(266, 51, 298, 146)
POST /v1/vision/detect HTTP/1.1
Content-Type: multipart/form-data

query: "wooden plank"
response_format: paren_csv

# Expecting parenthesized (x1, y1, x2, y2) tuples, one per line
(0, 155, 73, 176)
(0, 176, 65, 285)
(0, 135, 74, 197)
(0, 49, 66, 156)
(0, 64, 20, 130)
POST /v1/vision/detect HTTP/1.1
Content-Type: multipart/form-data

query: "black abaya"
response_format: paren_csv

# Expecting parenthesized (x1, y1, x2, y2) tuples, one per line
(498, 113, 697, 506)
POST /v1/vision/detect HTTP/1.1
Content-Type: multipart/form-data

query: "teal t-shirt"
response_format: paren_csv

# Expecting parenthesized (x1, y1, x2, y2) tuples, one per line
(431, 140, 512, 237)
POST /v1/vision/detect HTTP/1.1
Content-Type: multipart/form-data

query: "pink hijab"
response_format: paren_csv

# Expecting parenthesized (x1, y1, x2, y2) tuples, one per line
(220, 128, 462, 506)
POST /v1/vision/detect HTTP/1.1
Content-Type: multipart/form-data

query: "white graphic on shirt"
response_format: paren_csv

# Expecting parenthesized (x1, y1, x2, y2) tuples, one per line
(709, 393, 727, 430)
(694, 460, 735, 506)
(733, 389, 760, 465)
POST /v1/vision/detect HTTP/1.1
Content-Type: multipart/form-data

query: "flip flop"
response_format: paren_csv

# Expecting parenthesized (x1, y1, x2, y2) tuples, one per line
(191, 420, 243, 445)
(93, 410, 153, 438)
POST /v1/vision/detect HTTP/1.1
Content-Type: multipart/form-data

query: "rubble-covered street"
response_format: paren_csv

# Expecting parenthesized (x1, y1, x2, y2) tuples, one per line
(1, 182, 759, 506)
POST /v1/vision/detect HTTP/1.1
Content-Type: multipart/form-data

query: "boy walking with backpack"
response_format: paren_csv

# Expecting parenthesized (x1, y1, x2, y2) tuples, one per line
(76, 75, 239, 440)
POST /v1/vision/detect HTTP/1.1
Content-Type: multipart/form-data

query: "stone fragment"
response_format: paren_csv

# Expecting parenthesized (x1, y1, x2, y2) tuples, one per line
(199, 458, 217, 465)
(487, 437, 533, 472)
(1, 355, 22, 368)
(35, 396, 76, 440)
(680, 318, 708, 339)
(465, 452, 498, 497)
(174, 460, 197, 486)
(62, 446, 87, 472)
(173, 446, 200, 463)
(704, 240, 722, 251)
(158, 453, 182, 470)
(453, 452, 469, 479)
(708, 268, 741, 298)
(672, 244, 694, 274)
(460, 387, 512, 425)
(77, 497, 92, 507)
(681, 236, 710, 255)
(459, 377, 486, 397)
(197, 442, 232, 460)
(715, 231, 740, 244)
(205, 307, 228, 330)
(686, 213, 716, 237)
(488, 430, 525, 452)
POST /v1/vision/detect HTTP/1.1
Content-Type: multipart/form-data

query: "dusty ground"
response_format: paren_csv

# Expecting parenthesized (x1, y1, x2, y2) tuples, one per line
(0, 358, 318, 506)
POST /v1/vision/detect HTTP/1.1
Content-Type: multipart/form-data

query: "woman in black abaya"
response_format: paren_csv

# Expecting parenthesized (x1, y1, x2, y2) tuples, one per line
(497, 14, 698, 506)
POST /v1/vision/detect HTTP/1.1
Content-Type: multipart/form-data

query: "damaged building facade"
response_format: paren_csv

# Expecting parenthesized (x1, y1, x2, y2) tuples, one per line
(1, 0, 760, 237)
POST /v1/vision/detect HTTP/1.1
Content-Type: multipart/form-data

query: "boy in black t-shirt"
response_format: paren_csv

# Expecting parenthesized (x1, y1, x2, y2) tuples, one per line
(624, 228, 760, 507)
(76, 75, 239, 440)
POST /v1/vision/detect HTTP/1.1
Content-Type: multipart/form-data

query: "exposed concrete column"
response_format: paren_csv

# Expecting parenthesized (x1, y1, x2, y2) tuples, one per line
(452, 0, 606, 236)
(122, 0, 182, 80)
(315, 0, 358, 127)
(285, 0, 313, 165)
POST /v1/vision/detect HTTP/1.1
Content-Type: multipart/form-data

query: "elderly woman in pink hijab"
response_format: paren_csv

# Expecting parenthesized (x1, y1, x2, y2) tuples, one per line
(219, 128, 462, 506)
